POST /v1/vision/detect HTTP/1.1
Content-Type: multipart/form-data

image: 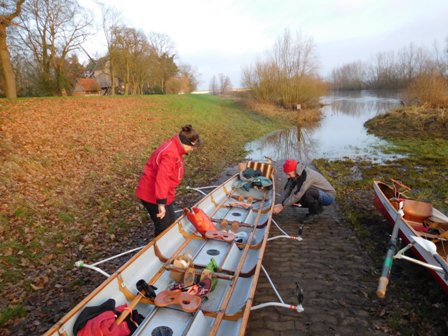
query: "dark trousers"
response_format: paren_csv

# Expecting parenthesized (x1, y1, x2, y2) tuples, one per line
(299, 188, 323, 215)
(141, 200, 176, 237)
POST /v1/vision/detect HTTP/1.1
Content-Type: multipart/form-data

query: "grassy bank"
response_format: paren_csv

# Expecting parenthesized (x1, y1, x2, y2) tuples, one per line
(365, 105, 448, 140)
(314, 121, 448, 335)
(0, 94, 289, 331)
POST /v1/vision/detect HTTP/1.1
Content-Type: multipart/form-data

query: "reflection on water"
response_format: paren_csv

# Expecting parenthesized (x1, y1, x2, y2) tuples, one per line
(246, 91, 403, 163)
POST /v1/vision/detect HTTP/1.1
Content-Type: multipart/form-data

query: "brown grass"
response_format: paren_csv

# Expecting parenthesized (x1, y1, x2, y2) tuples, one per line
(365, 105, 448, 140)
(404, 73, 448, 108)
(241, 98, 322, 125)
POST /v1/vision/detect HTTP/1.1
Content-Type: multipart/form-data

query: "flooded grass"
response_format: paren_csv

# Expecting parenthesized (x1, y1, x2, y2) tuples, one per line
(314, 126, 448, 335)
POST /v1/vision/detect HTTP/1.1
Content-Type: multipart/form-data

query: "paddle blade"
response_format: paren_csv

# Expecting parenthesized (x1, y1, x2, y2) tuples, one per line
(376, 276, 389, 298)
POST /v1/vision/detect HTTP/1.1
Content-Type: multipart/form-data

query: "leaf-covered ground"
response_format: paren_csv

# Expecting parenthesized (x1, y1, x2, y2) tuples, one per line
(0, 95, 289, 334)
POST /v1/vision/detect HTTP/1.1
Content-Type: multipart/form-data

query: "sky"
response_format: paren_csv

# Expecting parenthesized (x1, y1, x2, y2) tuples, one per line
(79, 0, 448, 90)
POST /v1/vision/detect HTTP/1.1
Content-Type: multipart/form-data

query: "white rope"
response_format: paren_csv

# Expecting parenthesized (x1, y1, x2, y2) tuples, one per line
(75, 245, 146, 277)
(187, 185, 218, 190)
(268, 235, 303, 242)
(251, 302, 304, 313)
(271, 218, 288, 236)
(91, 246, 145, 266)
(261, 265, 284, 304)
(75, 261, 110, 278)
(185, 185, 218, 196)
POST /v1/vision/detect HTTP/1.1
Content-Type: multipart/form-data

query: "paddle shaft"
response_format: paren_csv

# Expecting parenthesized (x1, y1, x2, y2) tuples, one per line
(377, 208, 403, 298)
(115, 292, 143, 325)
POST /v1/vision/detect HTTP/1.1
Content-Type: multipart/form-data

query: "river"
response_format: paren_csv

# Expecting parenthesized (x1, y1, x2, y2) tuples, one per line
(245, 90, 402, 163)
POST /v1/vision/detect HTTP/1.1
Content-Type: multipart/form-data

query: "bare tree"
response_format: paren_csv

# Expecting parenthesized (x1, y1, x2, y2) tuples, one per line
(99, 3, 122, 95)
(0, 0, 25, 98)
(331, 61, 367, 90)
(18, 0, 93, 95)
(209, 75, 218, 95)
(178, 63, 199, 92)
(243, 29, 324, 108)
(147, 32, 177, 92)
(218, 73, 232, 94)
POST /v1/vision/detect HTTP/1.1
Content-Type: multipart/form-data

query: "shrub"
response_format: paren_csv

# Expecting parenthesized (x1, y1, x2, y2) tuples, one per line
(404, 73, 448, 108)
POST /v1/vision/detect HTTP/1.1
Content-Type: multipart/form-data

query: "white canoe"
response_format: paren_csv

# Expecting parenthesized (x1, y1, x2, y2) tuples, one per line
(373, 180, 448, 293)
(45, 160, 276, 336)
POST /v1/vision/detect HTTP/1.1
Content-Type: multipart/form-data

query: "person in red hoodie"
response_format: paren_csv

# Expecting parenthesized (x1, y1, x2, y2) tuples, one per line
(136, 125, 200, 236)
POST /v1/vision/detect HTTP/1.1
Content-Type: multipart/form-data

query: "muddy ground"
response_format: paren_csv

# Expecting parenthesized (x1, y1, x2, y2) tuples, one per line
(8, 163, 448, 336)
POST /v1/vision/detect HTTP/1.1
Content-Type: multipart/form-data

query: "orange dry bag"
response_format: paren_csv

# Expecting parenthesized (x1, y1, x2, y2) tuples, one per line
(184, 207, 216, 237)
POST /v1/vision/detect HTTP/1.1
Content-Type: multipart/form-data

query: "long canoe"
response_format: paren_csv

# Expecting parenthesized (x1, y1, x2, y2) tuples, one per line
(45, 160, 276, 336)
(373, 180, 448, 293)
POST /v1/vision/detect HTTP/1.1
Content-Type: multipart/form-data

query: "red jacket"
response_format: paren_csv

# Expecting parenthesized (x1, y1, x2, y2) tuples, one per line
(136, 135, 186, 205)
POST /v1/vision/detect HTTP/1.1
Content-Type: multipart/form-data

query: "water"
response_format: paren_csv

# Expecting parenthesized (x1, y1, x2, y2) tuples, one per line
(245, 91, 403, 163)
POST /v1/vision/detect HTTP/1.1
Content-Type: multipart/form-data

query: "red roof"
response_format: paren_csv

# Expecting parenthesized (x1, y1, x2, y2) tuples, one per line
(75, 78, 100, 92)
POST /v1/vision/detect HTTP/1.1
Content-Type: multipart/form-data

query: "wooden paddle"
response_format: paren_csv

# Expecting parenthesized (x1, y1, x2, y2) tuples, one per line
(116, 280, 157, 325)
(376, 202, 404, 298)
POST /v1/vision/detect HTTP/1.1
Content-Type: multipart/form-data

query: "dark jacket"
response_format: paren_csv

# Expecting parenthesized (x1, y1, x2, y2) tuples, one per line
(136, 135, 186, 205)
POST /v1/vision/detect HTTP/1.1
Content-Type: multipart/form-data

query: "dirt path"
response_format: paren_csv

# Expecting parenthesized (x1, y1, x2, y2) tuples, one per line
(246, 168, 390, 335)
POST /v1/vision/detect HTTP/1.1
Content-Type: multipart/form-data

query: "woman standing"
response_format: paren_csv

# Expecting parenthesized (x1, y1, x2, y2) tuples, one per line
(136, 125, 200, 236)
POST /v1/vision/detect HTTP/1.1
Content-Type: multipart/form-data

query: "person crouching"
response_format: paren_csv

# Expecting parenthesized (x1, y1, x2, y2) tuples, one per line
(273, 160, 336, 222)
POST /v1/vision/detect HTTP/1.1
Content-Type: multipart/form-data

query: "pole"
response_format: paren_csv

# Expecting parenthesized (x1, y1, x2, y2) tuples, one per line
(376, 203, 404, 298)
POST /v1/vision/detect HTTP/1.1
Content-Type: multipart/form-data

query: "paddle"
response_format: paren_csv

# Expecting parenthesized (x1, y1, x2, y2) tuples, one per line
(411, 236, 448, 276)
(116, 280, 157, 325)
(376, 202, 404, 298)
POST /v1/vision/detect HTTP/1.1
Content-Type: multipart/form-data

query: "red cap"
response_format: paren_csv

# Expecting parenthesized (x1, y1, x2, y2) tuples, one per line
(283, 160, 298, 173)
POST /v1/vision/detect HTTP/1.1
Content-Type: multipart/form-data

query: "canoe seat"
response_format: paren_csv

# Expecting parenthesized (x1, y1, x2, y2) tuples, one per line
(246, 161, 274, 179)
(403, 200, 432, 222)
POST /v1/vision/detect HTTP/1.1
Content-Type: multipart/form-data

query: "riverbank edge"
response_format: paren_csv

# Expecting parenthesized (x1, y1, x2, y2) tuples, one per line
(313, 106, 448, 334)
(364, 105, 448, 140)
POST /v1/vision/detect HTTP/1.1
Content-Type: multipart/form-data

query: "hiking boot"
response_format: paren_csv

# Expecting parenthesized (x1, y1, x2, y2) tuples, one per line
(301, 214, 316, 224)
(308, 203, 324, 216)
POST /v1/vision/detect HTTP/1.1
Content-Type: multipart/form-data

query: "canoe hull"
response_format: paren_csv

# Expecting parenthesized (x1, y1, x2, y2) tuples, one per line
(373, 181, 448, 293)
(45, 162, 276, 336)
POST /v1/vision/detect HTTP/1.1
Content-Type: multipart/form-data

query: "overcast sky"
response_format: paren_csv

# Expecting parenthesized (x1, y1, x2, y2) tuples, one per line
(80, 0, 448, 90)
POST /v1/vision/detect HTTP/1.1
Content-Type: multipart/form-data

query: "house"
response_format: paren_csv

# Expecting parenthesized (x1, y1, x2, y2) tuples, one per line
(72, 78, 100, 96)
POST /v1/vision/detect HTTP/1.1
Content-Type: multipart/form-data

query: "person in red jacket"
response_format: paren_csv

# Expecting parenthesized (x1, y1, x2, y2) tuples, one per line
(136, 125, 200, 236)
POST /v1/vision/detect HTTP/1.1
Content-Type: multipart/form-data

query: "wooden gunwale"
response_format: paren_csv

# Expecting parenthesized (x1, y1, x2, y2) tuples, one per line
(208, 191, 268, 335)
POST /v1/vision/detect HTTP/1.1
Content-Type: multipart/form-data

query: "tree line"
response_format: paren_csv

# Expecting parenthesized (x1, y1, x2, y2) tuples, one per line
(330, 42, 448, 91)
(209, 74, 232, 95)
(0, 0, 198, 98)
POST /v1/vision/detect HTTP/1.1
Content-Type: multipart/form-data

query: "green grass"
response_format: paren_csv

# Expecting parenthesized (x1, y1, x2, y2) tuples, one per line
(0, 305, 26, 327)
